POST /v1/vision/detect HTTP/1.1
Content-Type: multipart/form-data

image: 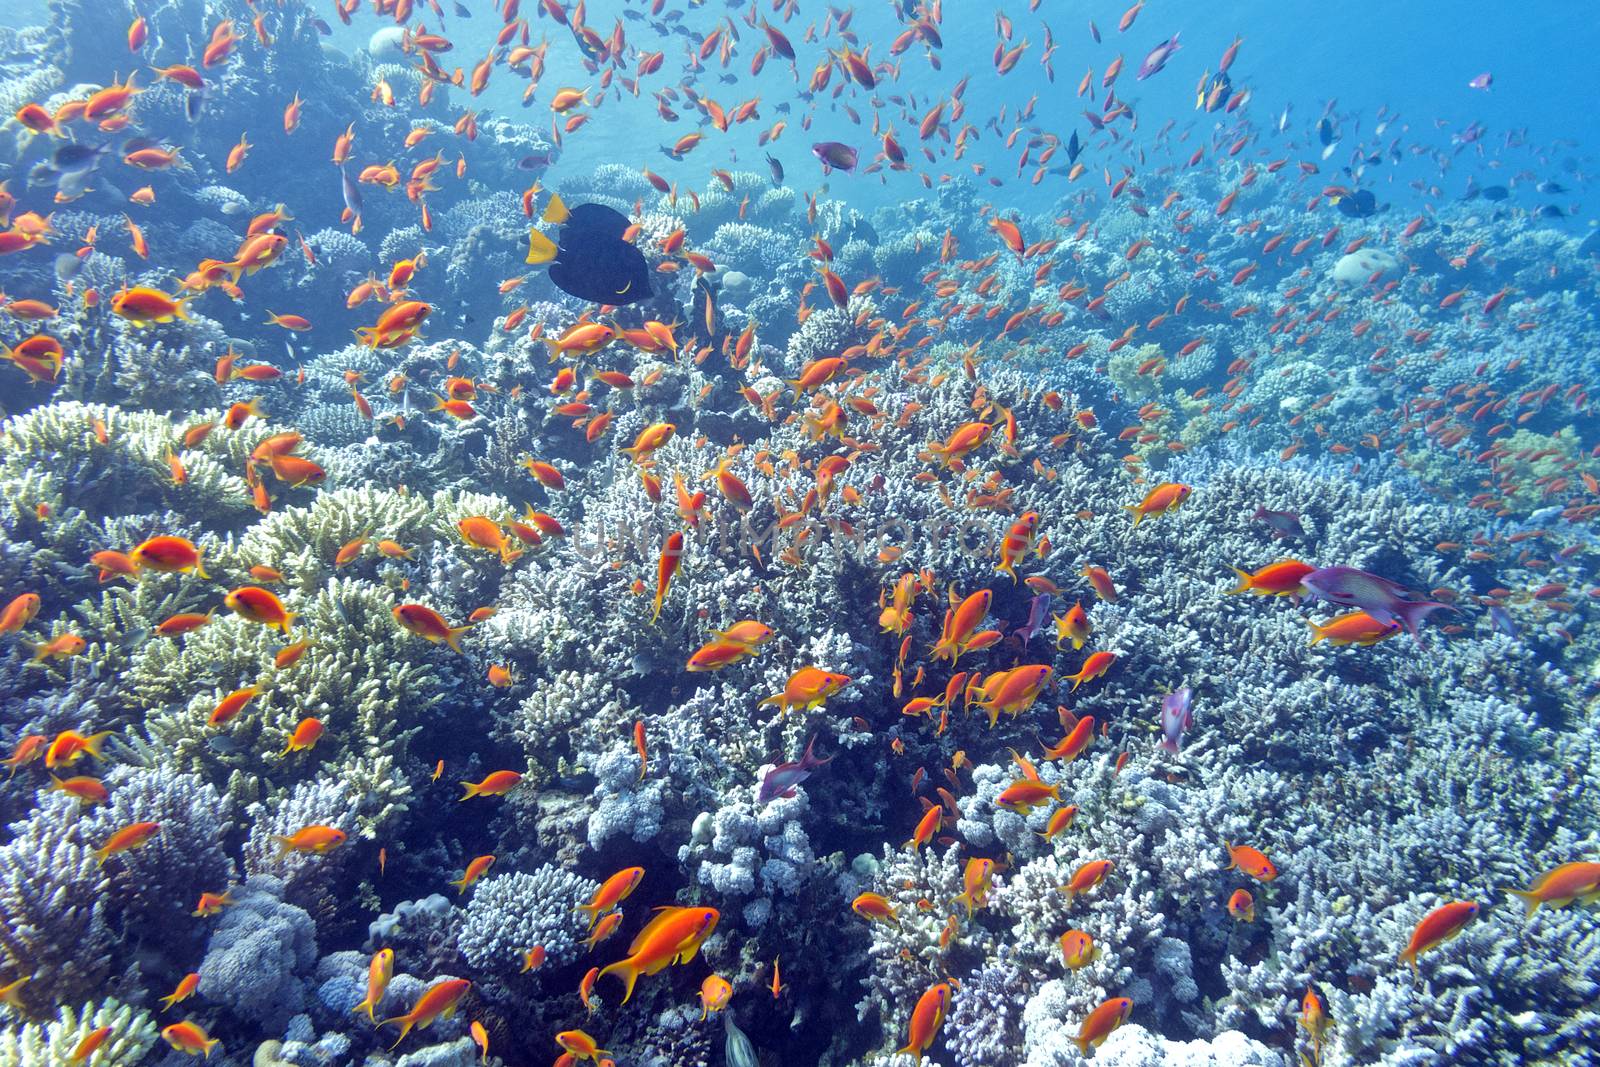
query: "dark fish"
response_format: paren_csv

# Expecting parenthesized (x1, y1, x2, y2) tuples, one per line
(1578, 229, 1600, 258)
(185, 90, 206, 123)
(548, 203, 653, 306)
(1480, 185, 1509, 201)
(52, 142, 109, 175)
(1317, 118, 1335, 146)
(1537, 180, 1567, 194)
(453, 1, 471, 15)
(1067, 130, 1082, 163)
(1251, 506, 1304, 539)
(311, 16, 332, 35)
(811, 141, 858, 173)
(765, 152, 784, 185)
(1538, 204, 1566, 218)
(1335, 189, 1378, 218)
(55, 253, 84, 281)
(518, 150, 560, 170)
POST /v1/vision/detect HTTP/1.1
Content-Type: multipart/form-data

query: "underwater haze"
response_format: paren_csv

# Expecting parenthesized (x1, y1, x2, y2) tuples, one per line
(0, 1, 1597, 1066)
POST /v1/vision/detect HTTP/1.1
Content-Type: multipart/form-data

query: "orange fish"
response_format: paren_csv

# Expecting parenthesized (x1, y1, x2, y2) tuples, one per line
(1506, 862, 1600, 915)
(1059, 929, 1096, 969)
(1076, 997, 1132, 1053)
(1125, 482, 1192, 525)
(460, 770, 522, 799)
(161, 1021, 220, 1058)
(44, 729, 111, 769)
(649, 531, 685, 623)
(699, 974, 732, 1020)
(851, 892, 899, 925)
(0, 592, 41, 634)
(393, 603, 471, 652)
(353, 948, 395, 1022)
(1225, 842, 1278, 881)
(95, 820, 161, 864)
(578, 867, 645, 929)
(954, 857, 995, 917)
(274, 825, 347, 854)
(281, 717, 324, 755)
(1308, 611, 1400, 647)
(225, 586, 295, 632)
(596, 906, 719, 1003)
(130, 535, 207, 578)
(381, 978, 472, 1049)
(159, 972, 200, 1011)
(758, 667, 851, 716)
(1063, 651, 1116, 690)
(51, 775, 109, 804)
(1052, 602, 1092, 650)
(207, 686, 260, 728)
(1059, 858, 1113, 900)
(906, 805, 942, 849)
(1227, 888, 1256, 922)
(1399, 901, 1479, 970)
(1228, 560, 1315, 597)
(450, 854, 496, 894)
(898, 982, 951, 1057)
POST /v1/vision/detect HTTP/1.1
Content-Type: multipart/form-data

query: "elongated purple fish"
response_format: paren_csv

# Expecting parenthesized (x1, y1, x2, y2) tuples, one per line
(1014, 593, 1051, 646)
(1252, 506, 1304, 538)
(1137, 33, 1180, 80)
(757, 735, 831, 804)
(811, 141, 858, 173)
(1158, 687, 1193, 754)
(1300, 566, 1455, 640)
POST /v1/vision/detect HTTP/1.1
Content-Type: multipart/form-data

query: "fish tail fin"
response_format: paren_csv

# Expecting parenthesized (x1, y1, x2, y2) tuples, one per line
(276, 612, 296, 635)
(598, 959, 640, 1005)
(445, 625, 470, 653)
(1226, 567, 1255, 595)
(273, 835, 295, 856)
(350, 996, 376, 1022)
(381, 1016, 415, 1049)
(1307, 620, 1328, 645)
(458, 781, 480, 801)
(1123, 505, 1143, 526)
(193, 546, 209, 581)
(81, 730, 113, 761)
(1158, 737, 1179, 755)
(1505, 888, 1541, 917)
(202, 1037, 219, 1058)
(173, 294, 193, 321)
(1393, 599, 1456, 639)
(158, 991, 180, 1012)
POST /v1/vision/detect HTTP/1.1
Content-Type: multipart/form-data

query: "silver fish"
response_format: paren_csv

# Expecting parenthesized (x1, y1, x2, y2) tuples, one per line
(724, 1014, 759, 1067)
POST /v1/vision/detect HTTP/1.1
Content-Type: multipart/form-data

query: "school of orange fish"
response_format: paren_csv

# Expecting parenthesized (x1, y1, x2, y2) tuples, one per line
(1, 0, 1598, 1063)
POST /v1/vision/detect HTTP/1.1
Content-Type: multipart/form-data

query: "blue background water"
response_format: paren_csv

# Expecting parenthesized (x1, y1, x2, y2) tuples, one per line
(8, 0, 1594, 226)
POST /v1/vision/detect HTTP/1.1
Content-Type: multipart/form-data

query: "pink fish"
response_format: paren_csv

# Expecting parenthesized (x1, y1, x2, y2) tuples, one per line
(1467, 72, 1492, 91)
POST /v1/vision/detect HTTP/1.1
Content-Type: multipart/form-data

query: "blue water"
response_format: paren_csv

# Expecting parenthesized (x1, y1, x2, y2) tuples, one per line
(0, 1, 1596, 1066)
